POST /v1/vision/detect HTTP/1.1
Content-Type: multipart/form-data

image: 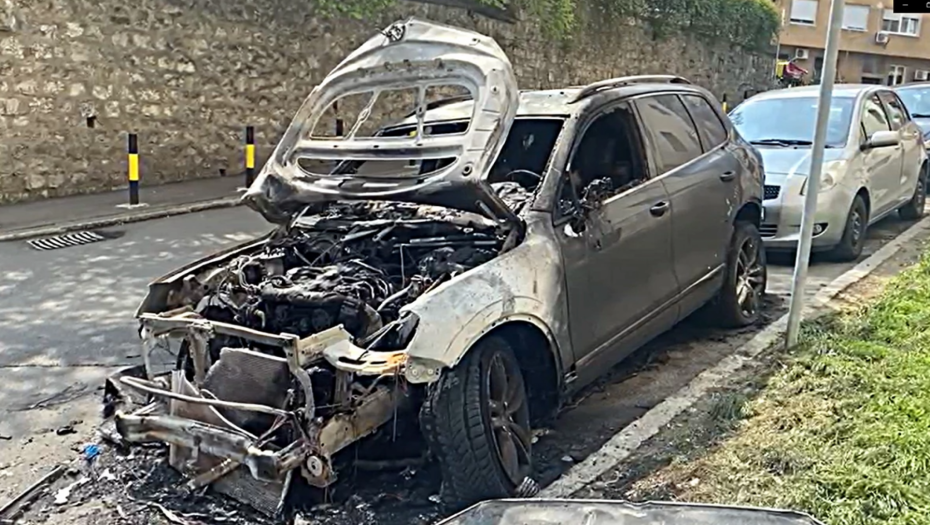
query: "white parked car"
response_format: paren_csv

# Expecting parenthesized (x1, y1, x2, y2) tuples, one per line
(730, 85, 928, 261)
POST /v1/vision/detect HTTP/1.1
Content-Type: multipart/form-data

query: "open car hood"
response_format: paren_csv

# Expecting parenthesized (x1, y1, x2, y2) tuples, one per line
(436, 500, 827, 525)
(243, 17, 520, 224)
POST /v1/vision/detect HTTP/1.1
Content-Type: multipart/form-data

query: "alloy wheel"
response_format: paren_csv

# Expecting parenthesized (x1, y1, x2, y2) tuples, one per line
(485, 352, 532, 486)
(735, 236, 765, 319)
(850, 209, 864, 248)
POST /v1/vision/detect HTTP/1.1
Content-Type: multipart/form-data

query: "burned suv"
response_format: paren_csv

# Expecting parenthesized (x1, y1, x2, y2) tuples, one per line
(107, 18, 766, 516)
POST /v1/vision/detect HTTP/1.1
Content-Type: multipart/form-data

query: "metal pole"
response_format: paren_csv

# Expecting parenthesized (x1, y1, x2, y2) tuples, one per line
(773, 9, 785, 78)
(785, 0, 845, 347)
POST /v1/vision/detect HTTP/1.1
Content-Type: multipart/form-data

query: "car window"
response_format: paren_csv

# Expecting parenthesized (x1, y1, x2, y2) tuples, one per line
(681, 94, 729, 151)
(563, 102, 649, 211)
(897, 86, 930, 118)
(862, 94, 891, 137)
(635, 95, 704, 175)
(878, 91, 908, 130)
(729, 96, 855, 148)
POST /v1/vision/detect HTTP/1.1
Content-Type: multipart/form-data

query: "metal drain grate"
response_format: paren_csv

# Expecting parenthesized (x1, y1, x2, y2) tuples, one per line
(27, 230, 107, 251)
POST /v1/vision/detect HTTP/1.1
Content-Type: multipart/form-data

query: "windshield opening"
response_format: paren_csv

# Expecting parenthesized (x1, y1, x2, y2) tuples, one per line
(730, 96, 855, 148)
(302, 117, 564, 214)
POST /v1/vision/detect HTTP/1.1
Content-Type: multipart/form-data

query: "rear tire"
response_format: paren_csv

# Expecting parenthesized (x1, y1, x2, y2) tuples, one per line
(420, 336, 533, 511)
(829, 194, 868, 262)
(898, 167, 927, 221)
(713, 221, 767, 328)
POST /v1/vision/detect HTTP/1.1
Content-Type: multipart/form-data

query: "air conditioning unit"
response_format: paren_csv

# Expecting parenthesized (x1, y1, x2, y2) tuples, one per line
(875, 31, 890, 44)
(916, 70, 930, 81)
(794, 48, 810, 60)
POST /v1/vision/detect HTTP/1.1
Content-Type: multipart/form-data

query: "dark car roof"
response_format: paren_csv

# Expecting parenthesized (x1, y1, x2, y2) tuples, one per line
(395, 80, 721, 125)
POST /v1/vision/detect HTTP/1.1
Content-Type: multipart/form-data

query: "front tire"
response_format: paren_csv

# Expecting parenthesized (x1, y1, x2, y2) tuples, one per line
(714, 221, 767, 328)
(829, 194, 868, 262)
(898, 167, 927, 221)
(420, 336, 533, 511)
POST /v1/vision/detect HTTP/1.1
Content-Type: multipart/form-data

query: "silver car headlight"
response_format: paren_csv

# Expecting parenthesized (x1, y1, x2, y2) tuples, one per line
(800, 160, 844, 195)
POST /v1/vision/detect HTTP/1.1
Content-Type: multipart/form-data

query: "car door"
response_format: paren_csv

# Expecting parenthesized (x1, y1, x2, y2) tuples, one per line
(553, 102, 679, 379)
(860, 93, 903, 217)
(879, 90, 922, 205)
(634, 93, 734, 315)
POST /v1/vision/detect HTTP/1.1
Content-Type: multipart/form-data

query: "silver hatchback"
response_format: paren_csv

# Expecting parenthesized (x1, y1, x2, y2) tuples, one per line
(730, 85, 928, 261)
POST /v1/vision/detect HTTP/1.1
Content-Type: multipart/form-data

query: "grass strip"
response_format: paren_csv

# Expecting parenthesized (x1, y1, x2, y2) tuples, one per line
(638, 253, 930, 525)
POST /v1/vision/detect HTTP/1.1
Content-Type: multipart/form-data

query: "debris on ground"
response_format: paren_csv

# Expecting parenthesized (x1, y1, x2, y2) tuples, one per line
(81, 443, 100, 462)
(53, 477, 88, 505)
(0, 465, 66, 521)
(2, 440, 447, 525)
(55, 422, 81, 436)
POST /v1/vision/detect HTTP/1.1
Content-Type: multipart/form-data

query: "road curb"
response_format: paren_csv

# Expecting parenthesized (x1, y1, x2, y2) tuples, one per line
(539, 213, 930, 498)
(0, 197, 242, 242)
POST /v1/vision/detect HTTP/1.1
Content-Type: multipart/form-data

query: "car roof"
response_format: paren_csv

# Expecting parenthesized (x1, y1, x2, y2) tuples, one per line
(894, 82, 930, 92)
(747, 84, 891, 102)
(396, 78, 718, 125)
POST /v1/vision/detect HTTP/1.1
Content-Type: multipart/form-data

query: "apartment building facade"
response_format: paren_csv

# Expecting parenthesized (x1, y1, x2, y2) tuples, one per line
(776, 0, 930, 85)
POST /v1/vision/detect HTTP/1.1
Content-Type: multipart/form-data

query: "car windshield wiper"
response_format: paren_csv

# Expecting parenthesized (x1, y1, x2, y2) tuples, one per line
(750, 138, 814, 146)
(911, 113, 930, 118)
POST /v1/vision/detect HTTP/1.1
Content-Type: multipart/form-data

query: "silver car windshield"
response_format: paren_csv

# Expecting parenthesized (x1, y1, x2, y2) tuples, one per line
(730, 96, 855, 148)
(897, 86, 930, 117)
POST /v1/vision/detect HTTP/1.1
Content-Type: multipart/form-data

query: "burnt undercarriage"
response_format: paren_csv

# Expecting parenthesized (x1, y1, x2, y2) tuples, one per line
(106, 198, 527, 515)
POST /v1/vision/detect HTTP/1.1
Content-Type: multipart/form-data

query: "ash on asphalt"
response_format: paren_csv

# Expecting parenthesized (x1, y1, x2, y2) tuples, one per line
(12, 296, 785, 525)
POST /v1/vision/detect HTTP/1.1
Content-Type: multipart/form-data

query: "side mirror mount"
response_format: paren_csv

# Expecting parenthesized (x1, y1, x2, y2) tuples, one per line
(569, 207, 587, 234)
(861, 130, 900, 151)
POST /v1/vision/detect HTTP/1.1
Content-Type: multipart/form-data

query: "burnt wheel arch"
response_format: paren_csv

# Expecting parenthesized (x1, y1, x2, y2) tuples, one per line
(481, 322, 562, 425)
(734, 201, 762, 227)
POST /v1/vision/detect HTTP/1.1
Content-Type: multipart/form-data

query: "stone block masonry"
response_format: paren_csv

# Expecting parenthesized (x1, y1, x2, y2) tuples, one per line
(0, 0, 774, 203)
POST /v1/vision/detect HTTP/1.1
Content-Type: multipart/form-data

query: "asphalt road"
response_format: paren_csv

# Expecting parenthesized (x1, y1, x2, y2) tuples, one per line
(0, 205, 921, 516)
(0, 207, 272, 441)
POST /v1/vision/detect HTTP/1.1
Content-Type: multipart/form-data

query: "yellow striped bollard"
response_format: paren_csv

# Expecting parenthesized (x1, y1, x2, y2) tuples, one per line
(245, 126, 256, 187)
(128, 133, 140, 205)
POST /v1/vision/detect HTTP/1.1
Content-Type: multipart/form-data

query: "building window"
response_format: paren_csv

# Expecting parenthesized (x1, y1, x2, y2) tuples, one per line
(789, 0, 818, 25)
(882, 10, 921, 36)
(842, 4, 870, 31)
(887, 65, 907, 86)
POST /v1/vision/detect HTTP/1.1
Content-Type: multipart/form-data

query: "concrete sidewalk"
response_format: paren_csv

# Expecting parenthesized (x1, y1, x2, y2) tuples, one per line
(0, 176, 246, 241)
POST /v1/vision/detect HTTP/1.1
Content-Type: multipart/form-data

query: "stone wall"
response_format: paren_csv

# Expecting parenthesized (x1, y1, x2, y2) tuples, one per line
(0, 0, 774, 203)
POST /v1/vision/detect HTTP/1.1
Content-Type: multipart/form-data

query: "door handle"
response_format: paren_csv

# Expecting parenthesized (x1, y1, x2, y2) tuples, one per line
(650, 201, 670, 217)
(720, 170, 736, 181)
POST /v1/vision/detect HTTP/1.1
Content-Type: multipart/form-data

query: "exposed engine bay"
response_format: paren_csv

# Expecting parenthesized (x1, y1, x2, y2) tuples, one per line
(177, 198, 522, 357)
(105, 195, 528, 515)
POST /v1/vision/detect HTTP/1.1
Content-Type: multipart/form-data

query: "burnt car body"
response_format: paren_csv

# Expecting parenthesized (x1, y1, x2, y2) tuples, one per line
(436, 499, 827, 525)
(107, 17, 766, 515)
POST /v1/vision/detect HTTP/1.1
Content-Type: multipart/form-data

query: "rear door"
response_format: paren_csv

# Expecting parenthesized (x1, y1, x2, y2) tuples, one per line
(860, 93, 903, 217)
(879, 90, 922, 205)
(635, 93, 735, 315)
